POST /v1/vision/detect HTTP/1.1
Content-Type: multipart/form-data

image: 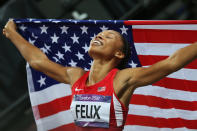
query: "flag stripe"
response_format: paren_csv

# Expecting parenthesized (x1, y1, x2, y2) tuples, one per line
(165, 68, 197, 81)
(130, 94, 197, 111)
(125, 114, 197, 129)
(123, 125, 197, 131)
(134, 85, 197, 101)
(141, 65, 197, 81)
(134, 43, 190, 56)
(49, 123, 75, 131)
(138, 55, 197, 69)
(30, 83, 71, 106)
(35, 95, 72, 119)
(36, 110, 73, 131)
(128, 104, 197, 120)
(152, 77, 197, 92)
(124, 20, 197, 25)
(132, 29, 197, 43)
(132, 24, 197, 30)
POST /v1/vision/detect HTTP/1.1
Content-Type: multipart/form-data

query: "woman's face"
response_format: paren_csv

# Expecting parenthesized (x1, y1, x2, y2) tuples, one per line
(88, 30, 124, 60)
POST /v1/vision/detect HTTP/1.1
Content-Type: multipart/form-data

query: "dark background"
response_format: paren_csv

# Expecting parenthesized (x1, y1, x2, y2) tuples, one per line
(0, 0, 197, 130)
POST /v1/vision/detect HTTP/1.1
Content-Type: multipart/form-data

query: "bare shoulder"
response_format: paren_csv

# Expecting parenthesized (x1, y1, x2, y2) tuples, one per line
(115, 67, 144, 80)
(114, 67, 145, 88)
(66, 67, 86, 85)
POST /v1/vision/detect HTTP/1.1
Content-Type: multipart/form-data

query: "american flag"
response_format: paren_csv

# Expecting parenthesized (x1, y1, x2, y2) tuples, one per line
(15, 19, 197, 131)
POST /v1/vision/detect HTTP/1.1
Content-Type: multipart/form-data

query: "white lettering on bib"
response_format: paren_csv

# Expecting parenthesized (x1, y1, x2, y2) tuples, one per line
(70, 94, 111, 128)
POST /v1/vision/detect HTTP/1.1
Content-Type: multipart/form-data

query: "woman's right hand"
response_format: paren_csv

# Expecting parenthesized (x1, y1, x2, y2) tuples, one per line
(2, 20, 17, 39)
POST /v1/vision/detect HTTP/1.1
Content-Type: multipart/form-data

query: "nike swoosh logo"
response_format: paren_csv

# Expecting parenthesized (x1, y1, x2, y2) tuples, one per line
(75, 88, 83, 91)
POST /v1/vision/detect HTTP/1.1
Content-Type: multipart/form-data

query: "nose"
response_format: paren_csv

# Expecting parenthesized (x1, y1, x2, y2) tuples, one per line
(96, 34, 103, 40)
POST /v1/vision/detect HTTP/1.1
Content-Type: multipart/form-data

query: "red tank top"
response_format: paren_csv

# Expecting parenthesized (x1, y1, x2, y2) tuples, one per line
(70, 69, 128, 131)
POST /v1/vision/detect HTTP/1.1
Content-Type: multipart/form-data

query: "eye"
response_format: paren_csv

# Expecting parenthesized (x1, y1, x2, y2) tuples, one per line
(105, 35, 113, 39)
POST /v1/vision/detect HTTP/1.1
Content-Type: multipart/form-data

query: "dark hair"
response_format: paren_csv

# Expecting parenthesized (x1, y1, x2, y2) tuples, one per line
(116, 34, 131, 70)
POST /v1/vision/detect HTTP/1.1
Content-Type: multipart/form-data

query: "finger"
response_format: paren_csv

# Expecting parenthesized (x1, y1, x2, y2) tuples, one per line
(9, 18, 13, 21)
(2, 29, 5, 35)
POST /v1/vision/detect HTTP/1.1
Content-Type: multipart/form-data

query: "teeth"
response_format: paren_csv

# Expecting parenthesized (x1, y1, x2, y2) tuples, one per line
(93, 40, 102, 45)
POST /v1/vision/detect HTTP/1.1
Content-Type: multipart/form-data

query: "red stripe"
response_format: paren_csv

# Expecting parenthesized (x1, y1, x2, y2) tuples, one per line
(152, 77, 197, 92)
(138, 55, 197, 69)
(49, 123, 75, 131)
(35, 95, 72, 119)
(125, 114, 197, 129)
(132, 29, 197, 43)
(124, 20, 197, 25)
(130, 94, 197, 111)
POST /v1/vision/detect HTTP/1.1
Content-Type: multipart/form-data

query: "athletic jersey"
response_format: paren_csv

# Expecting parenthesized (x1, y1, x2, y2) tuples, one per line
(70, 69, 128, 131)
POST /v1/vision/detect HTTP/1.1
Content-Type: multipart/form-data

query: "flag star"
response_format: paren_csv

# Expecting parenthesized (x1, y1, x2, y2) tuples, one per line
(44, 44, 51, 52)
(80, 26, 88, 34)
(40, 25, 48, 34)
(37, 76, 46, 87)
(40, 47, 48, 54)
(69, 60, 77, 67)
(73, 20, 78, 24)
(89, 60, 93, 66)
(70, 33, 79, 44)
(82, 43, 89, 52)
(90, 34, 96, 40)
(32, 33, 38, 39)
(53, 57, 60, 62)
(94, 20, 97, 24)
(56, 51, 64, 60)
(129, 61, 138, 68)
(62, 43, 71, 52)
(114, 20, 117, 24)
(84, 67, 89, 71)
(50, 33, 59, 43)
(28, 38, 35, 45)
(120, 25, 128, 35)
(100, 25, 109, 32)
(60, 26, 69, 34)
(19, 25, 27, 31)
(76, 51, 84, 60)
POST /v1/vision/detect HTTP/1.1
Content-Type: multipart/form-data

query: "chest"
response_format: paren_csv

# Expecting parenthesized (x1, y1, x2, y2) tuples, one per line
(71, 81, 114, 128)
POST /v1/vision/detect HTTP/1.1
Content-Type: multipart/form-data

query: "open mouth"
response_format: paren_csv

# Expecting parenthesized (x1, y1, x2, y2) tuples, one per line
(91, 40, 103, 46)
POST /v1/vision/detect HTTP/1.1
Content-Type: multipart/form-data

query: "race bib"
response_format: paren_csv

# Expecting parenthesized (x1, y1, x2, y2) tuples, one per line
(70, 94, 111, 128)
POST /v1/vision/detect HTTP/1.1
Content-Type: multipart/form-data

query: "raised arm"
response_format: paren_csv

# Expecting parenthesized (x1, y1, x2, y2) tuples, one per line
(120, 42, 197, 88)
(3, 20, 85, 85)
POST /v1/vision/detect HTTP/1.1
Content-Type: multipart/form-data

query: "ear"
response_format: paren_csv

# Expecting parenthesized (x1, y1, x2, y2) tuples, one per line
(115, 51, 125, 59)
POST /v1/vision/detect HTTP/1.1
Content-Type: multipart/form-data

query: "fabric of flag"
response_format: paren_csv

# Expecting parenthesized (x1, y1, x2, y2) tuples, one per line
(14, 19, 197, 131)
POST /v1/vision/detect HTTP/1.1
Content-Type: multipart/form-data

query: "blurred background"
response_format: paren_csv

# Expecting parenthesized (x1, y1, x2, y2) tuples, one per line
(0, 0, 197, 130)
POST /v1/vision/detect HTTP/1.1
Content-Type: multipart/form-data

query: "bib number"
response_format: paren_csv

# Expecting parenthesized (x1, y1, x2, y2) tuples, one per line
(70, 94, 111, 128)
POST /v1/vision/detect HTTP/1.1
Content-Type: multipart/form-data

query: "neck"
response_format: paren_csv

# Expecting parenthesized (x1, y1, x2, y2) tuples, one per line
(87, 59, 117, 86)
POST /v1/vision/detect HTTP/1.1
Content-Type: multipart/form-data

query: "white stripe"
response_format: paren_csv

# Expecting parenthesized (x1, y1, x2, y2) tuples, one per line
(132, 24, 197, 30)
(128, 104, 197, 120)
(143, 66, 197, 81)
(134, 85, 197, 102)
(30, 83, 71, 106)
(113, 93, 123, 127)
(36, 110, 74, 131)
(26, 63, 35, 92)
(123, 125, 197, 131)
(134, 43, 190, 56)
(167, 68, 197, 81)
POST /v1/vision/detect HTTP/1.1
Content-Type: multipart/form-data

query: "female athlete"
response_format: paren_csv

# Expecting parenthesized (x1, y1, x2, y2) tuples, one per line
(3, 20, 197, 131)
